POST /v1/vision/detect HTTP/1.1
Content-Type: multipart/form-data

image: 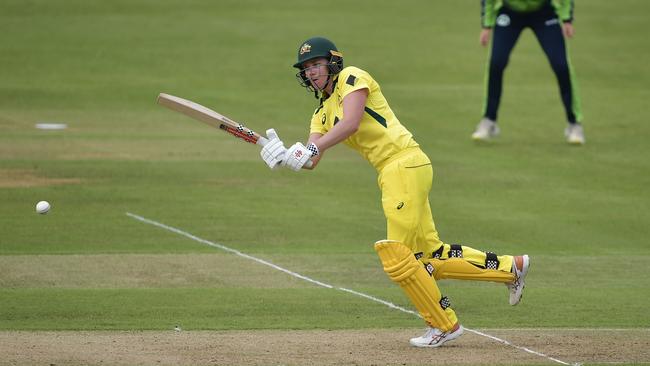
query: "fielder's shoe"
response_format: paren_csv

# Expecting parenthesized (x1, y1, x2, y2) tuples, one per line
(564, 123, 585, 145)
(409, 323, 464, 348)
(507, 254, 530, 306)
(472, 118, 500, 141)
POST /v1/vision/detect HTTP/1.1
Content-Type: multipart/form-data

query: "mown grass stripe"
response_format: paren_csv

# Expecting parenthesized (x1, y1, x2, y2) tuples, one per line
(127, 212, 578, 366)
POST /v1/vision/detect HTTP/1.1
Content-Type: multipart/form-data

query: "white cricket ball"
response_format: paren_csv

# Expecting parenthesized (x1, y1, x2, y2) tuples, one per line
(36, 201, 51, 214)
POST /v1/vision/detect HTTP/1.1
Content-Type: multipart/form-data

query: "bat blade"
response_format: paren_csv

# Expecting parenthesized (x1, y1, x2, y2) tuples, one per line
(156, 92, 312, 168)
(157, 93, 267, 146)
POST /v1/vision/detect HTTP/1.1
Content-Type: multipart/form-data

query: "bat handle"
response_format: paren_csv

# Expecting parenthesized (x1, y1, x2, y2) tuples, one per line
(257, 136, 269, 146)
(304, 160, 313, 168)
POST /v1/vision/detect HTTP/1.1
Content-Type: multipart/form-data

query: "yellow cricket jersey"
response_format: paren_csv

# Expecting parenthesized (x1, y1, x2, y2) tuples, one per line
(309, 66, 419, 170)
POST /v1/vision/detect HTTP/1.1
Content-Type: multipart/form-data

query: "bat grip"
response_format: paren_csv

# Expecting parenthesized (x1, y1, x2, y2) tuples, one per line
(257, 136, 269, 146)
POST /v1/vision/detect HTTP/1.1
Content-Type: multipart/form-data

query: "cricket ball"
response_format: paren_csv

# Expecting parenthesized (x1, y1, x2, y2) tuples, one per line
(36, 201, 51, 215)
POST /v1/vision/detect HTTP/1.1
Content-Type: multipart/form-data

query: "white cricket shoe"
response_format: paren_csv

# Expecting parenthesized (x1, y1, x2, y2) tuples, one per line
(409, 323, 464, 348)
(507, 254, 530, 306)
(565, 123, 585, 145)
(472, 118, 500, 141)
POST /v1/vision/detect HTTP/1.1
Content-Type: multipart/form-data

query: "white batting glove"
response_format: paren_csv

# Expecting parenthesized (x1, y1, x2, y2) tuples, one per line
(283, 142, 318, 171)
(260, 128, 286, 170)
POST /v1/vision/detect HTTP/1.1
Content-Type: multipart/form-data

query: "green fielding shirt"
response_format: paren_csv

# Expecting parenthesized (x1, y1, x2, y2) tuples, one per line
(481, 0, 575, 27)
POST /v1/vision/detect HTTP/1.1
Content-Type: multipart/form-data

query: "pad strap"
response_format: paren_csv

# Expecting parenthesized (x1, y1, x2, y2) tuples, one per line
(439, 296, 451, 310)
(449, 244, 463, 258)
(485, 252, 500, 270)
(432, 246, 444, 259)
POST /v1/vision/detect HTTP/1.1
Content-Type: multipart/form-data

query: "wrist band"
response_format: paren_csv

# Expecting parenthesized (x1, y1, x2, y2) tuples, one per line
(306, 142, 319, 157)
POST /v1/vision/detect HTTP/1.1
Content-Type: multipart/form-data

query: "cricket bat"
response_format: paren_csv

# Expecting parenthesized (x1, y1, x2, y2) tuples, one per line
(156, 93, 312, 168)
(156, 93, 268, 146)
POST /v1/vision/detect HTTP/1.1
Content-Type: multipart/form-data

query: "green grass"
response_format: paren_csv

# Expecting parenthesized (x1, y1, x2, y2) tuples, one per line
(0, 288, 422, 331)
(1, 0, 649, 347)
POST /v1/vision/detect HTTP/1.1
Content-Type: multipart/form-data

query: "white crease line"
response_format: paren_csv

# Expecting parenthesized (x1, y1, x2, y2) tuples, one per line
(466, 328, 576, 365)
(126, 212, 578, 366)
(479, 328, 650, 332)
(124, 213, 332, 289)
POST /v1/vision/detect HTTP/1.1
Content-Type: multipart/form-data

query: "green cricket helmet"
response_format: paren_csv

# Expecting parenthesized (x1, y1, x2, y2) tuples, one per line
(293, 36, 343, 72)
(294, 37, 344, 94)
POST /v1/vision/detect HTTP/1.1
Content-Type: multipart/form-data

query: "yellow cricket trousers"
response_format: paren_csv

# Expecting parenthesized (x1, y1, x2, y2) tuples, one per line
(377, 147, 515, 281)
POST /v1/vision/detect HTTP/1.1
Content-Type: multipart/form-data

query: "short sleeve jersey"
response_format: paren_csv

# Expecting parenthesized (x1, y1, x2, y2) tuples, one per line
(309, 66, 418, 170)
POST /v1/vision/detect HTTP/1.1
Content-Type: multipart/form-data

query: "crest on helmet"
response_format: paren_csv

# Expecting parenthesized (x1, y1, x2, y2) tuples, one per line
(299, 43, 312, 55)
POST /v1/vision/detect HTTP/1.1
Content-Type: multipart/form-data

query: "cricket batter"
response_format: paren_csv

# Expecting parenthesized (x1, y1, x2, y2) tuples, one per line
(260, 37, 530, 347)
(472, 0, 585, 144)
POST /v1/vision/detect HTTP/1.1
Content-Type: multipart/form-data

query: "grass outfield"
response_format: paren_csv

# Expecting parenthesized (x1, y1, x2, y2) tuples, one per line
(1, 0, 649, 365)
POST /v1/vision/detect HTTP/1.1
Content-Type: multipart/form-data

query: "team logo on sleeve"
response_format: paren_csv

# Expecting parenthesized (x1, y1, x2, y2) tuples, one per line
(496, 14, 510, 27)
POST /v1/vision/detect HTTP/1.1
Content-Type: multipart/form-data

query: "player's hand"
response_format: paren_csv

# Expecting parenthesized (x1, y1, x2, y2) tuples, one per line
(480, 28, 492, 46)
(283, 142, 317, 171)
(260, 128, 286, 170)
(562, 22, 574, 38)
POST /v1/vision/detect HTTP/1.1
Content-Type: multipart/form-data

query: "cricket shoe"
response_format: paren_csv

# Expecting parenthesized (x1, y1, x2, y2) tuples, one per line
(507, 254, 530, 306)
(471, 118, 500, 141)
(409, 323, 464, 348)
(564, 123, 585, 145)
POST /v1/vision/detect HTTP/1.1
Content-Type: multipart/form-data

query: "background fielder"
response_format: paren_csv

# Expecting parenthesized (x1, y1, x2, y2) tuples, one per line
(473, 0, 585, 144)
(260, 36, 531, 348)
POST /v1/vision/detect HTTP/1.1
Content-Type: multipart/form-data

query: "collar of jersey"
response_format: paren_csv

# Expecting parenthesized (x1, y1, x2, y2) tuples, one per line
(319, 76, 339, 102)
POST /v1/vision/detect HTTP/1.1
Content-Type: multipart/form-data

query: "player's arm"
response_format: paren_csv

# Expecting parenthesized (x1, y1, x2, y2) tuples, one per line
(310, 88, 368, 152)
(556, 0, 574, 23)
(557, 0, 575, 38)
(303, 132, 323, 169)
(283, 88, 368, 171)
(480, 0, 496, 46)
(481, 0, 497, 28)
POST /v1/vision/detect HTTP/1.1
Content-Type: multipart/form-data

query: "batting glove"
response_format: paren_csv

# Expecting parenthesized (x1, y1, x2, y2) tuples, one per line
(260, 128, 286, 170)
(283, 142, 317, 171)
